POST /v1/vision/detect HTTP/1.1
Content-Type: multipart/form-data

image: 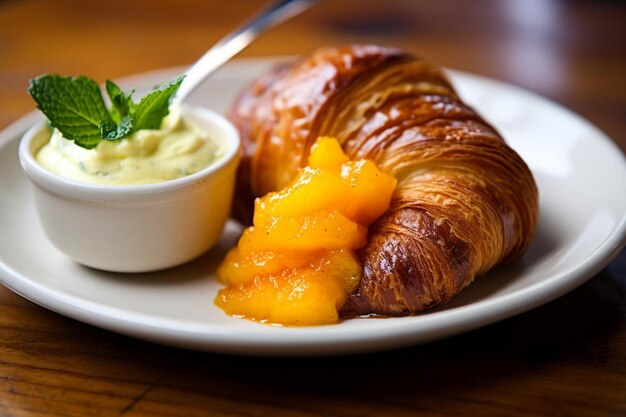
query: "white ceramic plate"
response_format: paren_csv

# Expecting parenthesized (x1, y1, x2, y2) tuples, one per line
(1, 58, 625, 356)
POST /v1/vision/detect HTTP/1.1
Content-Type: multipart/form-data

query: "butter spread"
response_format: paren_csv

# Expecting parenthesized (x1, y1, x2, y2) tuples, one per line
(36, 111, 219, 185)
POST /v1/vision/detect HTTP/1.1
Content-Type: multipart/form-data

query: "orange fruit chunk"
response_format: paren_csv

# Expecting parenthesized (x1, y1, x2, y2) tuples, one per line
(215, 137, 396, 325)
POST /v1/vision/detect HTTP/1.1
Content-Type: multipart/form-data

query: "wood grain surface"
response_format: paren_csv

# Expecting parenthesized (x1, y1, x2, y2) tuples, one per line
(1, 0, 625, 416)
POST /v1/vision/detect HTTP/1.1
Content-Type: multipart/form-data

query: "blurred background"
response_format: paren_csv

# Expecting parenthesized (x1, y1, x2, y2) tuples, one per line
(1, 0, 625, 151)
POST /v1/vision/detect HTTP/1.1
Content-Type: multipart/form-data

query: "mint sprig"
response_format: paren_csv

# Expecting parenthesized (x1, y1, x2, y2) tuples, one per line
(28, 75, 184, 149)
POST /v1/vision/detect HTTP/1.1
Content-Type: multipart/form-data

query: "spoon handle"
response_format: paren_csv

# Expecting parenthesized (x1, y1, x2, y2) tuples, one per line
(174, 0, 319, 103)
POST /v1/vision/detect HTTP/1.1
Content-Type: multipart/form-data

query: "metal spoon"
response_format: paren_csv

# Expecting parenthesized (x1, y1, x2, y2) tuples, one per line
(174, 0, 319, 104)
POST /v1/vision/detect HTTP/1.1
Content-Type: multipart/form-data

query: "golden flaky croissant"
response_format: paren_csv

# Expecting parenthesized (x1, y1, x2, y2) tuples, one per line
(228, 45, 539, 316)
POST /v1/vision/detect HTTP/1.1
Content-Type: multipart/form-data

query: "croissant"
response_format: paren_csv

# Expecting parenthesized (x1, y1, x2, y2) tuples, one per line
(228, 45, 539, 316)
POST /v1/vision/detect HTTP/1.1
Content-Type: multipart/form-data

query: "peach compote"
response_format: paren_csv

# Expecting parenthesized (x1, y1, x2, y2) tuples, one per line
(215, 137, 397, 325)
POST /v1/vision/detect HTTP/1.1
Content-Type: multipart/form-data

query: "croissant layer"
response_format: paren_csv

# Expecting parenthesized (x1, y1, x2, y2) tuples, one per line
(228, 45, 539, 316)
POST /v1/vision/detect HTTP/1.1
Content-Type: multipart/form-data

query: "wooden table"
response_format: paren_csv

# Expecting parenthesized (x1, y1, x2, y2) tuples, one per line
(1, 1, 624, 415)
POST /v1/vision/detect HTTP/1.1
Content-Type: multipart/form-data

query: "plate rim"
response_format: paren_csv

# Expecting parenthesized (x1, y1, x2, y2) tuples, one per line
(1, 58, 625, 355)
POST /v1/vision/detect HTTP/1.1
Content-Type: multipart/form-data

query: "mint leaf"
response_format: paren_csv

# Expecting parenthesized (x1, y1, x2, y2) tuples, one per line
(29, 75, 112, 149)
(132, 76, 184, 131)
(100, 116, 133, 141)
(29, 74, 185, 149)
(105, 80, 134, 123)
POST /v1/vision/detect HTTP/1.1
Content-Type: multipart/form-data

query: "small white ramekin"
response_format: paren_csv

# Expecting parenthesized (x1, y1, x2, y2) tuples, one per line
(19, 105, 240, 273)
